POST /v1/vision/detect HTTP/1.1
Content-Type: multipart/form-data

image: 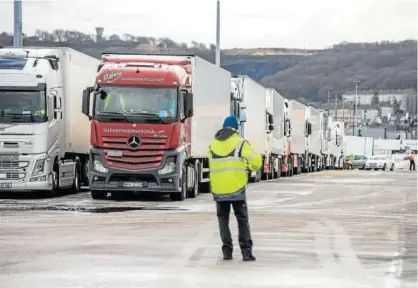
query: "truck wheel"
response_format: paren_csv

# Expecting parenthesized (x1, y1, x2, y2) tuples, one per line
(91, 190, 107, 200)
(187, 166, 199, 198)
(70, 161, 81, 194)
(171, 165, 187, 201)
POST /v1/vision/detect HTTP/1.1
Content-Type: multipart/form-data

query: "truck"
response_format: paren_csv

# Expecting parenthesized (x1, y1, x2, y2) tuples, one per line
(289, 100, 307, 174)
(230, 75, 268, 182)
(281, 99, 292, 176)
(320, 111, 333, 170)
(81, 53, 231, 201)
(333, 121, 345, 169)
(306, 106, 321, 172)
(264, 88, 284, 180)
(0, 47, 99, 195)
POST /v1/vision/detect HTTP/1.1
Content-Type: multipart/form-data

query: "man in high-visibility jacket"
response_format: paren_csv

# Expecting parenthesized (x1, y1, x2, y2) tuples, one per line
(409, 152, 416, 171)
(208, 115, 262, 261)
(104, 92, 125, 112)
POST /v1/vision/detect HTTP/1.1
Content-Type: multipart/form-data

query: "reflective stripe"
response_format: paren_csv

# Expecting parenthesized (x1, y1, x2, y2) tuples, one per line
(210, 167, 247, 173)
(246, 152, 258, 162)
(211, 156, 240, 162)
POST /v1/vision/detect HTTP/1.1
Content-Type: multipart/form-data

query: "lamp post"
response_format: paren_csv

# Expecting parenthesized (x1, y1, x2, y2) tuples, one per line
(353, 80, 360, 136)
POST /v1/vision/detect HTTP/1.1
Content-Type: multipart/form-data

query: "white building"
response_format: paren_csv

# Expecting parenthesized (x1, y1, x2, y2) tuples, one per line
(343, 90, 408, 111)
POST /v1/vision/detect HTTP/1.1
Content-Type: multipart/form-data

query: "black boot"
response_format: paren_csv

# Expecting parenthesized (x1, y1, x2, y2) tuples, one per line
(222, 247, 233, 260)
(242, 250, 256, 261)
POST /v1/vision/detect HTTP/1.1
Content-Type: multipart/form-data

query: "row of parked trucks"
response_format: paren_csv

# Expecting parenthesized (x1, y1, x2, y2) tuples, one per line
(0, 47, 345, 200)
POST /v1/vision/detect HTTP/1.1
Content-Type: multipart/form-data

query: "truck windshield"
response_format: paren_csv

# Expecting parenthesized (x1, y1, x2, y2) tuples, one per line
(94, 86, 178, 123)
(0, 90, 47, 123)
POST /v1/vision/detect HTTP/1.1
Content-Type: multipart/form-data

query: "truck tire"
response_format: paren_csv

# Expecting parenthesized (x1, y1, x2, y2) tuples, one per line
(70, 161, 81, 194)
(91, 190, 107, 200)
(187, 166, 199, 198)
(170, 165, 187, 201)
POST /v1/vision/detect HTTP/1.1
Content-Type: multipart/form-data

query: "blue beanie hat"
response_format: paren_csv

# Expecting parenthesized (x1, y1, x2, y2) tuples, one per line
(223, 115, 239, 130)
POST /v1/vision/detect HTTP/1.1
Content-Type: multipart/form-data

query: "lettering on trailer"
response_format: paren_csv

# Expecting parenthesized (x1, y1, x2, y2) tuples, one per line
(103, 71, 122, 82)
(120, 77, 164, 82)
(103, 128, 165, 134)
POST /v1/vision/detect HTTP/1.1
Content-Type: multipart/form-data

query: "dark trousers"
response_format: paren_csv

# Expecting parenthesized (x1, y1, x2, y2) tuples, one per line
(216, 200, 253, 255)
(410, 160, 416, 170)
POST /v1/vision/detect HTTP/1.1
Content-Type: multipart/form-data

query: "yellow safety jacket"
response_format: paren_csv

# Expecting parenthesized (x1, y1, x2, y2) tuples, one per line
(208, 128, 262, 201)
(104, 94, 125, 111)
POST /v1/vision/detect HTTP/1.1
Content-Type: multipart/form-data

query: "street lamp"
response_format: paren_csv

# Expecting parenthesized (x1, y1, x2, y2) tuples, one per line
(353, 80, 360, 136)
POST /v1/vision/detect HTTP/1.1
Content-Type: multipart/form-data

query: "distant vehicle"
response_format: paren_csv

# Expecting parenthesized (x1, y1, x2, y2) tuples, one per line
(365, 155, 395, 171)
(344, 154, 368, 169)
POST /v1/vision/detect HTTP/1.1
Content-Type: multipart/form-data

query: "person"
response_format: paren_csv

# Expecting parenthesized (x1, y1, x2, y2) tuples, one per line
(409, 151, 416, 171)
(208, 115, 262, 261)
(104, 90, 125, 112)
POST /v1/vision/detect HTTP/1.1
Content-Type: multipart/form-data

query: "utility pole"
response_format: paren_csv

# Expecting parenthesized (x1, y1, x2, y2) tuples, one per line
(334, 90, 339, 121)
(215, 0, 221, 66)
(354, 80, 360, 137)
(352, 102, 355, 136)
(13, 0, 23, 47)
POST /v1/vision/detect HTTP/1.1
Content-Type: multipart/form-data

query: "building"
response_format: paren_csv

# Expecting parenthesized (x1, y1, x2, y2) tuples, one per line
(343, 89, 410, 111)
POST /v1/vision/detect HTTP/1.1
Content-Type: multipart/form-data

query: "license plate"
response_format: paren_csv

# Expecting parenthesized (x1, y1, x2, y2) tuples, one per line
(0, 153, 18, 162)
(0, 183, 12, 188)
(119, 182, 147, 188)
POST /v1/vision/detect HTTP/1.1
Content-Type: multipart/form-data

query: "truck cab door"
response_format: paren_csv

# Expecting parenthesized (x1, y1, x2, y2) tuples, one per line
(48, 89, 63, 157)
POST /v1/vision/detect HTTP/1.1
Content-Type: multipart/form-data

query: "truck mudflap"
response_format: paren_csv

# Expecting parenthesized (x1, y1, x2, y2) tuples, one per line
(88, 148, 183, 193)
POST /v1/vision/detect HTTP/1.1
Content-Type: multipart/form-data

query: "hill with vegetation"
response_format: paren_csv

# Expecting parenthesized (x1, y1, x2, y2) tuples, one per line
(0, 30, 416, 103)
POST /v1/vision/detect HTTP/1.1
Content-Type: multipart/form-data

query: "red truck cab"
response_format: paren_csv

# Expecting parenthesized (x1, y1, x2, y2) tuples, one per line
(81, 54, 193, 200)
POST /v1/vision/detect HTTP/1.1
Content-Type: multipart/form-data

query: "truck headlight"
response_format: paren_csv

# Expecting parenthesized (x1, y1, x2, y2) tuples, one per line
(93, 155, 108, 173)
(159, 157, 176, 175)
(31, 158, 46, 176)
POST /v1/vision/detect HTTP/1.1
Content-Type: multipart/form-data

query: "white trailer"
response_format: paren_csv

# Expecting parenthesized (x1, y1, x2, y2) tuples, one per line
(320, 111, 334, 169)
(344, 136, 374, 156)
(306, 106, 321, 172)
(231, 75, 268, 182)
(289, 100, 307, 174)
(0, 47, 99, 195)
(264, 88, 285, 179)
(373, 139, 401, 155)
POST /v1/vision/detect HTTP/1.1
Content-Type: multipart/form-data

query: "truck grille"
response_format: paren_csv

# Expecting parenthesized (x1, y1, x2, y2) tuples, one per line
(0, 161, 19, 169)
(102, 136, 167, 170)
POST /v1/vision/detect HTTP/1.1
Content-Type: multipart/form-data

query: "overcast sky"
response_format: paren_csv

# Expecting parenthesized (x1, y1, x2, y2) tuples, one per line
(0, 0, 416, 49)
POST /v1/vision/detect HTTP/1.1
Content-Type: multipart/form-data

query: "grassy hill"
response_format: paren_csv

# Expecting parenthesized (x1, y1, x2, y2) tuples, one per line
(1, 30, 416, 103)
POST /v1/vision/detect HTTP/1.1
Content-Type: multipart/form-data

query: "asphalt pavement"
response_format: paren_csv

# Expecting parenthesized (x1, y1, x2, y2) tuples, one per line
(0, 168, 416, 288)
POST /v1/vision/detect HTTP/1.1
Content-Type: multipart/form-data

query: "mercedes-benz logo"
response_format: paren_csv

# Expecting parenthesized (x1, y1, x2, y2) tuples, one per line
(127, 135, 141, 149)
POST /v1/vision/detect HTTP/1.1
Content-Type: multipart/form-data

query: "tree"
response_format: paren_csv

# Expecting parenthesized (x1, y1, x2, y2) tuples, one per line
(123, 33, 135, 42)
(109, 34, 122, 42)
(52, 29, 66, 42)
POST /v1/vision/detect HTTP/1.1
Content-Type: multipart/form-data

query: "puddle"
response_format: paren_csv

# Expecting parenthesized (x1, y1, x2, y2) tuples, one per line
(0, 205, 188, 213)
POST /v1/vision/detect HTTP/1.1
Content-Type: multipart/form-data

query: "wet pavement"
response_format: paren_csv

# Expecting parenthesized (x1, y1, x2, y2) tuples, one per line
(0, 168, 416, 288)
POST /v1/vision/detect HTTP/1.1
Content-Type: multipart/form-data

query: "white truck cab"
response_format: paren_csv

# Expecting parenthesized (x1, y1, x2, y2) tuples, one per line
(0, 47, 98, 195)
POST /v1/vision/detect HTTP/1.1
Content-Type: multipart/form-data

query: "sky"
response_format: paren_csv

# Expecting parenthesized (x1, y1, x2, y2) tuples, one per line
(0, 0, 416, 49)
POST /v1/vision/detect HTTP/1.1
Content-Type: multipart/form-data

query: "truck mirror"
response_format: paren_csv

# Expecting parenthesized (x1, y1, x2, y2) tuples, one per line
(82, 87, 93, 120)
(308, 123, 312, 135)
(184, 92, 193, 118)
(268, 113, 274, 124)
(269, 124, 274, 131)
(239, 110, 247, 123)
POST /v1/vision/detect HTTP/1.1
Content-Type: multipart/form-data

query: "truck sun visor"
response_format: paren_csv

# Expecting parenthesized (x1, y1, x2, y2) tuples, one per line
(0, 58, 28, 70)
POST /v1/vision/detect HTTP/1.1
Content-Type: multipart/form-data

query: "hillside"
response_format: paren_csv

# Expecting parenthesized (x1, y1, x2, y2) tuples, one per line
(0, 30, 416, 103)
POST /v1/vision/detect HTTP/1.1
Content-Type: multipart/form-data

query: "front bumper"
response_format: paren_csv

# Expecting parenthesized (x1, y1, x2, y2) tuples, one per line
(0, 154, 52, 192)
(88, 147, 183, 193)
